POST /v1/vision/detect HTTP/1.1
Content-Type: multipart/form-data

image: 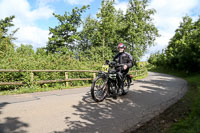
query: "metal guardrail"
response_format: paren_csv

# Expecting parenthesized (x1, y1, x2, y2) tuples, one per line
(0, 69, 147, 86)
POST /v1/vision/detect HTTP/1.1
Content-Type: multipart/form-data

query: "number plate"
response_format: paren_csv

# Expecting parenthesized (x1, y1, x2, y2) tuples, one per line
(109, 74, 116, 79)
(102, 65, 109, 72)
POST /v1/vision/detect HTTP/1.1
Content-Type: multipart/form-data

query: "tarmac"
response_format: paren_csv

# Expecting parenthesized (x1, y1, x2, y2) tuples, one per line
(0, 72, 188, 133)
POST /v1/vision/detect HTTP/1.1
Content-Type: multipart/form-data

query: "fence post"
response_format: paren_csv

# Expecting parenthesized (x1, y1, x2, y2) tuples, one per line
(30, 72, 34, 84)
(93, 73, 96, 80)
(65, 72, 69, 87)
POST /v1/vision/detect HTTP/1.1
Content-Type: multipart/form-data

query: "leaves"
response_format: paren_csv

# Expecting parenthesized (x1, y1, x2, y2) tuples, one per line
(125, 0, 159, 60)
(47, 0, 158, 62)
(149, 16, 200, 73)
(46, 5, 89, 53)
(0, 1, 158, 90)
(0, 16, 16, 58)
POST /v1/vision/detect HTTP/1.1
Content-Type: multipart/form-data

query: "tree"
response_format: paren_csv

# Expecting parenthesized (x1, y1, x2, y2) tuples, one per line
(0, 16, 17, 57)
(78, 16, 99, 51)
(46, 6, 89, 53)
(148, 15, 200, 73)
(78, 0, 120, 60)
(96, 0, 118, 59)
(165, 16, 193, 69)
(16, 44, 34, 56)
(46, 0, 159, 62)
(125, 0, 159, 61)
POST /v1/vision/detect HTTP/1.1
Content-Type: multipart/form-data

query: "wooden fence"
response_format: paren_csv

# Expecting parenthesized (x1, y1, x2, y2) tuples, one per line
(0, 69, 147, 87)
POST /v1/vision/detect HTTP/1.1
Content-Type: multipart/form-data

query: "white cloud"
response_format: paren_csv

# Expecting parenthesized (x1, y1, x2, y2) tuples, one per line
(150, 0, 198, 15)
(0, 0, 53, 48)
(150, 0, 199, 31)
(64, 0, 94, 5)
(114, 1, 128, 13)
(0, 0, 53, 23)
(141, 31, 173, 61)
(140, 0, 200, 61)
(37, 0, 59, 7)
(15, 26, 49, 48)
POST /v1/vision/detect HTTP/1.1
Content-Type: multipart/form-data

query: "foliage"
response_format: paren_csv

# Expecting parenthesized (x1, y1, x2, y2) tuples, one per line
(125, 0, 159, 60)
(0, 0, 157, 92)
(96, 0, 118, 59)
(0, 44, 147, 93)
(0, 16, 17, 57)
(0, 15, 16, 36)
(148, 16, 200, 73)
(0, 48, 95, 91)
(78, 16, 97, 51)
(47, 0, 159, 61)
(46, 5, 89, 53)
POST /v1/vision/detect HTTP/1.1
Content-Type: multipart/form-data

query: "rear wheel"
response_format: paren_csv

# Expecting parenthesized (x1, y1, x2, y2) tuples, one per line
(122, 75, 131, 95)
(91, 76, 108, 102)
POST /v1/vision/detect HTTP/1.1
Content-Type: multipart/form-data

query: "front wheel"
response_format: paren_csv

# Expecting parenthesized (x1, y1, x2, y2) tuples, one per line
(122, 75, 131, 95)
(91, 76, 108, 102)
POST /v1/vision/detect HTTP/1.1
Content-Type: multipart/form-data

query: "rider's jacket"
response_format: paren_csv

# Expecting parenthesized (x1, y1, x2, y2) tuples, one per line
(113, 52, 133, 70)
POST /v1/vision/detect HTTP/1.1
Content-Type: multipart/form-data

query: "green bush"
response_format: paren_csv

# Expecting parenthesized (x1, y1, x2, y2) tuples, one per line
(0, 44, 147, 92)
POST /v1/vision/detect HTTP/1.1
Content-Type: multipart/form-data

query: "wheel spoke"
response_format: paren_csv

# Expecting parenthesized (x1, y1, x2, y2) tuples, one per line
(92, 76, 108, 101)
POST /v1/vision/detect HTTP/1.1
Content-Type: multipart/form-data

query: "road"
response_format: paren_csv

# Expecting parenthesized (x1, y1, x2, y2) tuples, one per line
(0, 72, 188, 133)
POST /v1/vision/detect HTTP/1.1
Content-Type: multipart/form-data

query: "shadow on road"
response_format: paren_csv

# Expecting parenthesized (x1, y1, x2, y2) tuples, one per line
(54, 91, 138, 133)
(0, 102, 29, 133)
(0, 102, 9, 115)
(53, 74, 176, 133)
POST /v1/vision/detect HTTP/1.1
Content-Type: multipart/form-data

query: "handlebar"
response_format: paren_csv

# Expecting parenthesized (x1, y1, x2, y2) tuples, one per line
(105, 60, 125, 68)
(115, 64, 125, 67)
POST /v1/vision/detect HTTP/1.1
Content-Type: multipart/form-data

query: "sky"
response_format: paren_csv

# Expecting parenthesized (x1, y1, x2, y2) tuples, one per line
(0, 0, 199, 61)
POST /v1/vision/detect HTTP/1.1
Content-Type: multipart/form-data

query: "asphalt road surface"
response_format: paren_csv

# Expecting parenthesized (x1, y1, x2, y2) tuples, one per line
(0, 72, 188, 133)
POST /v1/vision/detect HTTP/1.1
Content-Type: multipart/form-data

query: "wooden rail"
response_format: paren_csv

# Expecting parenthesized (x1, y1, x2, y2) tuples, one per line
(0, 69, 98, 72)
(0, 69, 147, 86)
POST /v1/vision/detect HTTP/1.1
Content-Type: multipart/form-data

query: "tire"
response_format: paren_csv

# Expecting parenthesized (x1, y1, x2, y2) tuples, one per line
(91, 76, 108, 102)
(122, 75, 131, 95)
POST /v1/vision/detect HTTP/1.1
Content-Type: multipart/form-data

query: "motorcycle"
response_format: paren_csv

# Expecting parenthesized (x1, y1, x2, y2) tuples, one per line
(91, 60, 133, 102)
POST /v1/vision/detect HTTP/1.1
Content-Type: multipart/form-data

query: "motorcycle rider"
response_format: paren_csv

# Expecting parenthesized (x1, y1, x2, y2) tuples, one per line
(113, 43, 133, 98)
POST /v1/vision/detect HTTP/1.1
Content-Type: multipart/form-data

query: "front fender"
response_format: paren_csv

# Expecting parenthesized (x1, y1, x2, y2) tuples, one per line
(98, 71, 108, 79)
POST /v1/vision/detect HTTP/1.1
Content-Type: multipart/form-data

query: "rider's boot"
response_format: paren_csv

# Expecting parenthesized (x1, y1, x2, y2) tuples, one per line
(112, 94, 117, 99)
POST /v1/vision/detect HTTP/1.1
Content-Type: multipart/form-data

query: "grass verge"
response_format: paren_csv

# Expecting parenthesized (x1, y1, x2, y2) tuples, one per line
(132, 66, 200, 133)
(0, 84, 91, 95)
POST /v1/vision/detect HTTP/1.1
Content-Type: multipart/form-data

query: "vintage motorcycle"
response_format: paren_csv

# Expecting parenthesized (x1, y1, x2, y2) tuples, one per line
(91, 60, 133, 102)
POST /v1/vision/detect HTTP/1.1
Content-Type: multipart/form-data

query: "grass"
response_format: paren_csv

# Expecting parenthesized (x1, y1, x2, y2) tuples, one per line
(170, 75, 200, 133)
(0, 83, 92, 95)
(146, 66, 200, 133)
(133, 71, 148, 80)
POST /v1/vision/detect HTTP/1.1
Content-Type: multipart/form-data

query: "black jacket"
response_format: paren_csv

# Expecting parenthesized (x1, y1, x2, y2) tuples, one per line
(113, 52, 133, 69)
